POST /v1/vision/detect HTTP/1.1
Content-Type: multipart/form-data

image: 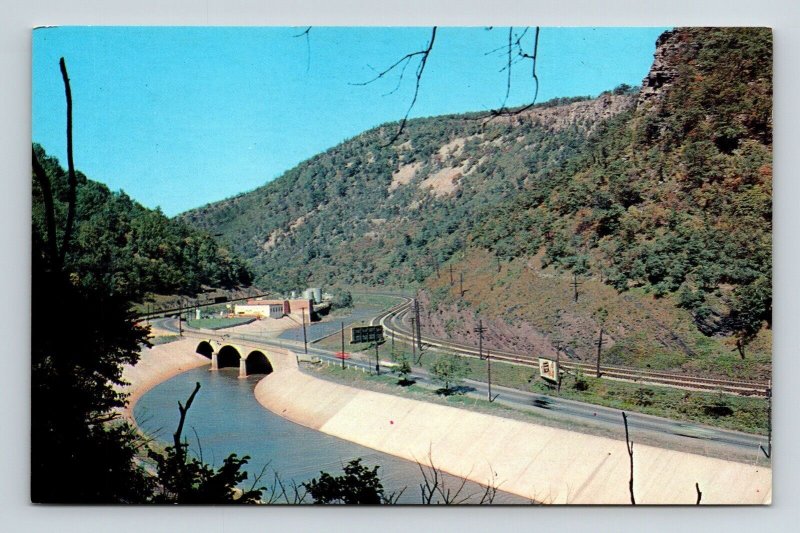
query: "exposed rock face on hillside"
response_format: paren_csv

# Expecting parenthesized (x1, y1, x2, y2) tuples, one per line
(500, 93, 635, 133)
(638, 29, 683, 105)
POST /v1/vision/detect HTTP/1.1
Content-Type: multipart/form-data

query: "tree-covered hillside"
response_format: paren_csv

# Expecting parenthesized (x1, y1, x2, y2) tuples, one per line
(183, 28, 771, 376)
(469, 28, 771, 356)
(182, 92, 633, 290)
(32, 144, 252, 300)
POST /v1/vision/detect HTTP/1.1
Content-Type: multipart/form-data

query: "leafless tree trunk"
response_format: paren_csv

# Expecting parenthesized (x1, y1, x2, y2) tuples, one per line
(32, 56, 77, 273)
(31, 150, 59, 268)
(623, 411, 636, 504)
(173, 382, 201, 459)
(58, 57, 78, 267)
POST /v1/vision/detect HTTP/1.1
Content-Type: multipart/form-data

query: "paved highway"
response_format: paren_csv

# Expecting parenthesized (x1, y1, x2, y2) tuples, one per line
(151, 316, 770, 466)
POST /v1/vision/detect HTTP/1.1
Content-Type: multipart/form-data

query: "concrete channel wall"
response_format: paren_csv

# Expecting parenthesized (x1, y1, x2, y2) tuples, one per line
(119, 339, 212, 420)
(254, 351, 771, 505)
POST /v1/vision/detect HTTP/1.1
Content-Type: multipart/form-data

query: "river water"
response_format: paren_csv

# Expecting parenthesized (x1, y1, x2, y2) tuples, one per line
(134, 367, 526, 504)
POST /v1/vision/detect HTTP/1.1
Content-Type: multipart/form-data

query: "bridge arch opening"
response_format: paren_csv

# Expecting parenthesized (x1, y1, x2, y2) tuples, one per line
(196, 341, 213, 359)
(217, 345, 241, 369)
(245, 351, 273, 376)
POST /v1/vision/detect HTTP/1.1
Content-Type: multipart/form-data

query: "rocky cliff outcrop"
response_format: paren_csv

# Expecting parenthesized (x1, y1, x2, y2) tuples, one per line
(638, 29, 686, 106)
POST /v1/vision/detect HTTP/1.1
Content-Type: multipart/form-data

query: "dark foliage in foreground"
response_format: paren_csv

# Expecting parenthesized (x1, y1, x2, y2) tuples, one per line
(303, 459, 390, 504)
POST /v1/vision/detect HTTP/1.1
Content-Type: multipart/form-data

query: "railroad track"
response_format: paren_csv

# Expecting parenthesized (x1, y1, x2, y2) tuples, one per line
(374, 299, 769, 397)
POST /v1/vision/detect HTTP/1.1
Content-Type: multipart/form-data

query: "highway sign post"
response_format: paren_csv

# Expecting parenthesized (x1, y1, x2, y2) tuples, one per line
(374, 340, 380, 375)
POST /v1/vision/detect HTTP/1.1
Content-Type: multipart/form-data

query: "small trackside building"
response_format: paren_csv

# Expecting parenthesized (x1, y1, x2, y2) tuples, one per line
(233, 299, 287, 318)
(233, 298, 315, 320)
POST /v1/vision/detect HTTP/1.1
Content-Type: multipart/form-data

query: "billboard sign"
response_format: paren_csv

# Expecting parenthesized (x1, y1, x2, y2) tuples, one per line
(539, 357, 558, 382)
(351, 325, 384, 344)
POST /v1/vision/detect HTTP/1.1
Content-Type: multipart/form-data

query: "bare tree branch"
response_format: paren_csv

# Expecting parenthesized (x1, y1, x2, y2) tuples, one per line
(58, 57, 77, 267)
(353, 27, 437, 146)
(173, 381, 201, 458)
(414, 446, 497, 504)
(502, 27, 513, 109)
(292, 26, 311, 38)
(293, 26, 312, 72)
(478, 26, 541, 123)
(191, 426, 204, 463)
(695, 482, 702, 505)
(623, 411, 636, 505)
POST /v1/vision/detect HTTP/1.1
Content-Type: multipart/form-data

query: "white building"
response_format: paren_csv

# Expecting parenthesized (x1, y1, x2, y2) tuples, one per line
(233, 299, 287, 318)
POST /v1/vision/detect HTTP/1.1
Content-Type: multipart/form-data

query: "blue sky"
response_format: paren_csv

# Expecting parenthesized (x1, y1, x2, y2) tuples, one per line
(33, 26, 667, 216)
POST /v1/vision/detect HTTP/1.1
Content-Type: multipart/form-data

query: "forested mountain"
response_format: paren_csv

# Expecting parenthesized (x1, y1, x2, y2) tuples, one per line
(182, 92, 634, 289)
(183, 28, 772, 377)
(32, 144, 252, 300)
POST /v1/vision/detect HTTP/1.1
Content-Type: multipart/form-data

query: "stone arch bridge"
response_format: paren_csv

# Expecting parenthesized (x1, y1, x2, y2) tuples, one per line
(194, 338, 295, 378)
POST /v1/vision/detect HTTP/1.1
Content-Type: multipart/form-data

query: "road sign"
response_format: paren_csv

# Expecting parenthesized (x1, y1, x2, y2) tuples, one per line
(539, 357, 558, 382)
(351, 325, 384, 344)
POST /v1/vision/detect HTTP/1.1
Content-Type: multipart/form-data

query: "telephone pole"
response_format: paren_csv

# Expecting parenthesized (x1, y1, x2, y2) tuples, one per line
(301, 307, 308, 355)
(552, 340, 563, 395)
(414, 298, 422, 352)
(761, 380, 772, 458)
(572, 273, 582, 303)
(595, 326, 604, 378)
(487, 349, 497, 402)
(449, 264, 454, 286)
(375, 341, 380, 375)
(178, 299, 183, 337)
(474, 320, 486, 360)
(410, 316, 418, 364)
(340, 321, 345, 369)
(460, 272, 464, 298)
(391, 328, 395, 360)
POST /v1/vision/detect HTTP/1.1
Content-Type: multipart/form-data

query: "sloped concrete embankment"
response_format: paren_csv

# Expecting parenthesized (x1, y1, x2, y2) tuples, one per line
(119, 338, 211, 420)
(254, 356, 771, 504)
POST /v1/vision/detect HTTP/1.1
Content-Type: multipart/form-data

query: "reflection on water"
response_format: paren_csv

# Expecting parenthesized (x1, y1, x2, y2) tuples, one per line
(134, 367, 526, 504)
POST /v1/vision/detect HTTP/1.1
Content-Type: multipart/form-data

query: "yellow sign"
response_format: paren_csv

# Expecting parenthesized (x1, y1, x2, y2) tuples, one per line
(539, 357, 558, 382)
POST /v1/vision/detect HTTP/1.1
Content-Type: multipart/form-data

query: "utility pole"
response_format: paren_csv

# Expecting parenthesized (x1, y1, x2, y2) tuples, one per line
(375, 340, 380, 375)
(340, 321, 345, 370)
(572, 273, 582, 303)
(474, 320, 486, 360)
(761, 380, 772, 458)
(391, 328, 395, 360)
(556, 344, 562, 394)
(449, 264, 454, 286)
(496, 256, 501, 273)
(301, 307, 308, 355)
(487, 349, 497, 402)
(414, 298, 422, 352)
(410, 316, 418, 364)
(178, 299, 183, 337)
(460, 272, 464, 298)
(595, 326, 604, 378)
